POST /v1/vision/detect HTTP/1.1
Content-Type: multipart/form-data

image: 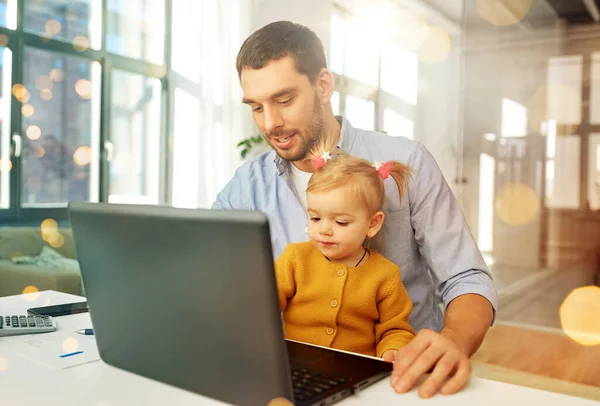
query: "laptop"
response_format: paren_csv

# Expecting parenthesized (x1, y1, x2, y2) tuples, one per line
(68, 202, 393, 406)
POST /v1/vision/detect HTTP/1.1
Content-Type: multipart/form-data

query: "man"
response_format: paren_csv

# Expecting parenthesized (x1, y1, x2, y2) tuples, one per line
(213, 21, 497, 398)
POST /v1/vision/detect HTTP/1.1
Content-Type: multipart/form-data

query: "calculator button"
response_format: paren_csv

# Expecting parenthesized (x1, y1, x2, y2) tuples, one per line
(27, 316, 35, 327)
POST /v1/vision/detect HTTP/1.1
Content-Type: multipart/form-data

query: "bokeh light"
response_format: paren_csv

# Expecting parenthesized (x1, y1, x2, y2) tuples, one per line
(45, 19, 62, 36)
(37, 145, 45, 158)
(75, 79, 92, 99)
(40, 89, 53, 101)
(0, 159, 12, 172)
(48, 232, 65, 248)
(73, 146, 92, 166)
(41, 218, 58, 238)
(560, 286, 600, 346)
(26, 125, 42, 140)
(35, 75, 53, 91)
(49, 69, 64, 81)
(21, 104, 35, 117)
(62, 337, 80, 353)
(72, 36, 89, 52)
(495, 183, 539, 226)
(527, 84, 581, 133)
(418, 26, 452, 64)
(22, 285, 40, 301)
(477, 0, 532, 27)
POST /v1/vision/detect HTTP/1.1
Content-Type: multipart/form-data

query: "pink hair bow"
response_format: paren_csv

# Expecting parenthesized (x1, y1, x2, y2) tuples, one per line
(372, 161, 393, 179)
(310, 151, 332, 169)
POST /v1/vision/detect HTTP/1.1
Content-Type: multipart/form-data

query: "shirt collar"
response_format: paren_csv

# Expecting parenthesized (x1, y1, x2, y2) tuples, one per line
(274, 115, 357, 175)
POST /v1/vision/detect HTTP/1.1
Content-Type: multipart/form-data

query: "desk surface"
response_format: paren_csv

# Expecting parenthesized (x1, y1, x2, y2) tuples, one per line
(0, 290, 597, 406)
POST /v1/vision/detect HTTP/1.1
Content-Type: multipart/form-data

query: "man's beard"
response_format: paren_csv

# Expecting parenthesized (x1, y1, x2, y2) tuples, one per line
(265, 96, 324, 162)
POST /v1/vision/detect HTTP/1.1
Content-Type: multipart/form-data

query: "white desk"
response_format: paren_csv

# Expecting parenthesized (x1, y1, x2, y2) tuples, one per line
(0, 290, 597, 406)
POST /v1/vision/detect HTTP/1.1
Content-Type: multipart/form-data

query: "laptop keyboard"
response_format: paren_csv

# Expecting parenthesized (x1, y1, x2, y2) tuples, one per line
(291, 368, 348, 403)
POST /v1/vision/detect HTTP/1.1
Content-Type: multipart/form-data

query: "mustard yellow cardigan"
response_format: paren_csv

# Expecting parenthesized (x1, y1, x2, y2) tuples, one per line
(275, 241, 415, 358)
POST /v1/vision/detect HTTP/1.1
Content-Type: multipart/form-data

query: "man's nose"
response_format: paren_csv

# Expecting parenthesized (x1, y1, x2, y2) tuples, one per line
(263, 107, 284, 134)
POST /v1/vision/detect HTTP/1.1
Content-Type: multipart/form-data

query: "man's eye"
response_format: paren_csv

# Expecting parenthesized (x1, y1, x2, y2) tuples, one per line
(252, 106, 263, 113)
(279, 98, 292, 105)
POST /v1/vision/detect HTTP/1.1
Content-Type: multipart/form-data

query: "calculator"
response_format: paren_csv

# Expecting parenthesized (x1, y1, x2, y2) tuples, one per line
(0, 314, 57, 337)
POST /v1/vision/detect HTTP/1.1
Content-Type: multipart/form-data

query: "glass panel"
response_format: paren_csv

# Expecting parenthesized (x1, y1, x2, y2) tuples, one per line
(0, 0, 17, 29)
(383, 108, 413, 139)
(547, 55, 582, 126)
(590, 52, 600, 124)
(106, 0, 165, 64)
(0, 46, 11, 209)
(172, 88, 200, 209)
(331, 91, 340, 116)
(381, 45, 418, 105)
(545, 135, 580, 209)
(589, 134, 600, 210)
(344, 22, 379, 86)
(329, 15, 345, 75)
(171, 0, 201, 83)
(24, 0, 101, 48)
(344, 95, 374, 131)
(108, 70, 161, 204)
(501, 98, 527, 137)
(21, 47, 100, 206)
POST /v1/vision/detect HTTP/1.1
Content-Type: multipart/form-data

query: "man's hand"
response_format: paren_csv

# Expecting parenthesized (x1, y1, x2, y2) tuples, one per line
(389, 329, 471, 398)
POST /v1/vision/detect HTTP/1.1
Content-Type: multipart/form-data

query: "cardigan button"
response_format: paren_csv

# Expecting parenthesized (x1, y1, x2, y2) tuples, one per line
(337, 269, 345, 277)
(326, 327, 334, 335)
(330, 300, 338, 308)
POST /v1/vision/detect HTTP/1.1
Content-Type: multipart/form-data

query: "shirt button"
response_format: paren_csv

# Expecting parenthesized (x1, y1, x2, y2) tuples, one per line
(337, 269, 345, 277)
(326, 327, 334, 335)
(330, 300, 338, 308)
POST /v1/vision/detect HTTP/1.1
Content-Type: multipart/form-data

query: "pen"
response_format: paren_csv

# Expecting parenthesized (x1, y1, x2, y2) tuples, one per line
(60, 351, 84, 358)
(76, 329, 94, 335)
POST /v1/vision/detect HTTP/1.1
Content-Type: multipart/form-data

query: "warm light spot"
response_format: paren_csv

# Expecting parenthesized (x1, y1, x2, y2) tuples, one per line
(49, 69, 64, 81)
(22, 285, 40, 301)
(26, 125, 42, 140)
(75, 79, 92, 99)
(267, 399, 293, 406)
(35, 75, 53, 91)
(45, 19, 62, 35)
(418, 26, 452, 64)
(21, 104, 35, 117)
(0, 159, 12, 172)
(37, 145, 45, 158)
(48, 232, 65, 248)
(0, 358, 8, 371)
(41, 218, 58, 238)
(494, 183, 539, 226)
(12, 83, 27, 99)
(62, 337, 80, 353)
(19, 90, 30, 103)
(72, 36, 90, 52)
(73, 146, 92, 166)
(40, 89, 53, 101)
(476, 0, 532, 27)
(560, 286, 600, 346)
(0, 34, 8, 46)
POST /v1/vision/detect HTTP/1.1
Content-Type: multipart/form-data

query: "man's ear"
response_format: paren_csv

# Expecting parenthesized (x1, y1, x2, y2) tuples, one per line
(315, 68, 334, 104)
(367, 211, 385, 239)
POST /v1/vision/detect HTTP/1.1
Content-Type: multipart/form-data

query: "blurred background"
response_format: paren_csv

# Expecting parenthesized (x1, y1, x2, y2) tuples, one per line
(0, 0, 599, 398)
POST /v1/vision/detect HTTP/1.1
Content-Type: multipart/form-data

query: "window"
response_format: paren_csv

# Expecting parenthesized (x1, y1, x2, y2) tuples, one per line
(21, 48, 100, 206)
(108, 70, 161, 204)
(330, 11, 418, 138)
(383, 108, 413, 139)
(0, 0, 167, 223)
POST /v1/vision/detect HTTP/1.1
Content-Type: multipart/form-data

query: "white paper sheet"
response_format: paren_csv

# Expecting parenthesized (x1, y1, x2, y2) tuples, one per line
(0, 329, 100, 370)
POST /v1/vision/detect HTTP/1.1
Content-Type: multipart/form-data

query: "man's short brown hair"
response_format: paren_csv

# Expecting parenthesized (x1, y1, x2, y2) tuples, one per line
(236, 21, 327, 83)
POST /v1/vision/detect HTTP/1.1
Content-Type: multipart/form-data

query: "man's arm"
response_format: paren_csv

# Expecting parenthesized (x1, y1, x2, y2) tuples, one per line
(212, 166, 252, 210)
(389, 142, 497, 398)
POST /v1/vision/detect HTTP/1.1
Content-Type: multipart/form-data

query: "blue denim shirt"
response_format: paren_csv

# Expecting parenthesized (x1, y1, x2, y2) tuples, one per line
(213, 117, 497, 332)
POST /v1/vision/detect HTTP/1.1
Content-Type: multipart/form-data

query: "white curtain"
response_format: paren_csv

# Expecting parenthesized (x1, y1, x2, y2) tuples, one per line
(171, 0, 253, 208)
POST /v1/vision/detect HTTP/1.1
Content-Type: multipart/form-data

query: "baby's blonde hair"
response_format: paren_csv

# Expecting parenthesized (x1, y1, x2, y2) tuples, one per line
(307, 151, 412, 216)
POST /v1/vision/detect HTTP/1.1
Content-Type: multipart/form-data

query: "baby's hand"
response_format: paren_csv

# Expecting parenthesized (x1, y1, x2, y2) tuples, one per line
(382, 350, 396, 362)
